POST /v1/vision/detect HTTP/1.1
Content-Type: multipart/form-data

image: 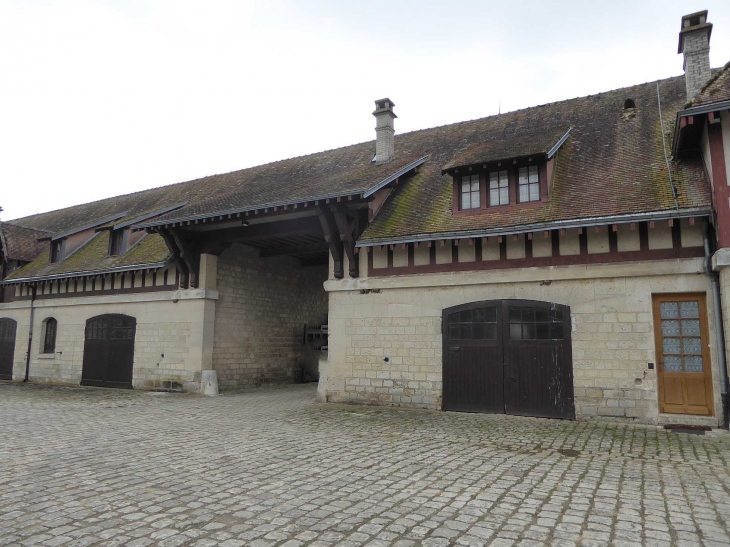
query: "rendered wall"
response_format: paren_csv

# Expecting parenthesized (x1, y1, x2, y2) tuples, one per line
(0, 289, 217, 390)
(322, 258, 724, 425)
(212, 243, 328, 389)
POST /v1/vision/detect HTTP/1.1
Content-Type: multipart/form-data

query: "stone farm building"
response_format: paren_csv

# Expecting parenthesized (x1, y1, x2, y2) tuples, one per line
(2, 11, 730, 427)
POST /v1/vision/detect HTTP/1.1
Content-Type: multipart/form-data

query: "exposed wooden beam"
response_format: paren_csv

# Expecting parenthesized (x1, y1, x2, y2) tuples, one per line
(330, 204, 358, 277)
(317, 206, 344, 278)
(260, 243, 329, 258)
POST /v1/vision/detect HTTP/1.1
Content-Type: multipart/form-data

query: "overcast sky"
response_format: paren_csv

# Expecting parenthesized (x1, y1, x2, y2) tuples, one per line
(2, 1, 730, 221)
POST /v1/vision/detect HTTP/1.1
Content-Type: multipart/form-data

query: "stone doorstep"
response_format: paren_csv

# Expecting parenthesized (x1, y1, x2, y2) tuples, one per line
(657, 413, 721, 428)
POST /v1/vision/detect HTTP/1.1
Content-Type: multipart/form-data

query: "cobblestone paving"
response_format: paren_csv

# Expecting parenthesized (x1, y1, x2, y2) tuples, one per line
(2, 383, 730, 547)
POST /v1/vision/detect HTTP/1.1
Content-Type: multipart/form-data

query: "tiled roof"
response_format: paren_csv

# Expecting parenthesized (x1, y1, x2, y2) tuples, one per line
(689, 62, 730, 107)
(360, 74, 711, 243)
(3, 231, 170, 281)
(0, 222, 51, 262)
(441, 127, 570, 172)
(4, 73, 714, 280)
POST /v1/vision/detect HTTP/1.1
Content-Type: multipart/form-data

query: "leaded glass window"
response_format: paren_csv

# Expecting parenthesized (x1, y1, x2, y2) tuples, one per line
(659, 299, 704, 373)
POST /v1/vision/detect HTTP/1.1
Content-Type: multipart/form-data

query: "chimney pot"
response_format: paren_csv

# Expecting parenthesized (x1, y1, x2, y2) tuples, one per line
(373, 98, 397, 164)
(678, 10, 713, 101)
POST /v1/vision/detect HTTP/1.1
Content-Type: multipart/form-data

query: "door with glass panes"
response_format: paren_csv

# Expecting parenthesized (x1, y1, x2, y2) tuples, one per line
(653, 294, 714, 416)
(442, 300, 574, 419)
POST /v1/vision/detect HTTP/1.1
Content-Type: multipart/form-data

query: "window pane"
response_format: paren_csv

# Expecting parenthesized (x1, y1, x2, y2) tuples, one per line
(664, 355, 682, 372)
(523, 323, 536, 340)
(490, 189, 499, 205)
(461, 177, 471, 191)
(660, 302, 679, 319)
(484, 307, 497, 322)
(518, 167, 528, 185)
(462, 193, 471, 209)
(662, 320, 680, 336)
(460, 324, 473, 339)
(485, 324, 497, 340)
(550, 324, 563, 340)
(489, 173, 498, 189)
(449, 324, 460, 340)
(529, 165, 539, 183)
(509, 307, 521, 322)
(529, 183, 539, 201)
(499, 187, 509, 205)
(509, 324, 522, 340)
(472, 308, 485, 322)
(535, 308, 549, 322)
(680, 301, 699, 318)
(460, 310, 472, 322)
(471, 178, 479, 191)
(683, 337, 702, 354)
(663, 337, 681, 354)
(684, 355, 703, 373)
(522, 308, 535, 322)
(449, 312, 460, 325)
(536, 323, 550, 339)
(519, 185, 528, 202)
(472, 324, 485, 340)
(472, 191, 480, 206)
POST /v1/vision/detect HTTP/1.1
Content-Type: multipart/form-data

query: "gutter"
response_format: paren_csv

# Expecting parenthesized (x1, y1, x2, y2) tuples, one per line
(362, 156, 429, 198)
(0, 260, 171, 285)
(24, 284, 36, 382)
(357, 207, 712, 247)
(703, 222, 729, 428)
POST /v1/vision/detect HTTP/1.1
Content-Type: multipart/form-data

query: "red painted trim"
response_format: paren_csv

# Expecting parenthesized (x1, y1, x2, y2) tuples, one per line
(14, 284, 177, 301)
(709, 123, 730, 248)
(368, 246, 704, 277)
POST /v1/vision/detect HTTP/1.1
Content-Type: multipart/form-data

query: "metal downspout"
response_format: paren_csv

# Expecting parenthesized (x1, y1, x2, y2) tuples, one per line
(703, 223, 729, 427)
(24, 284, 36, 382)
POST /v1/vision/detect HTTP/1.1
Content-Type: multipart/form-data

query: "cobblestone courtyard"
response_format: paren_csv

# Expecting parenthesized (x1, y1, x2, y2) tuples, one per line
(1, 383, 730, 546)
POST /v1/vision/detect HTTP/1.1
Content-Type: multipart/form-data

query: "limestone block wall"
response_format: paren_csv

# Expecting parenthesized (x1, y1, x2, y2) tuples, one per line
(0, 289, 216, 390)
(213, 244, 328, 389)
(322, 258, 724, 425)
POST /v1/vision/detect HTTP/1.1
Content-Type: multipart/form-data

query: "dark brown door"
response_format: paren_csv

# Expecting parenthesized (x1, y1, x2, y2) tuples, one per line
(442, 300, 574, 419)
(0, 318, 17, 380)
(653, 294, 714, 416)
(81, 314, 136, 389)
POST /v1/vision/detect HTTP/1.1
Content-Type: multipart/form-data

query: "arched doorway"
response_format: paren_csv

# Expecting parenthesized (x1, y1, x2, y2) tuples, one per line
(442, 300, 574, 419)
(81, 314, 136, 388)
(0, 318, 17, 380)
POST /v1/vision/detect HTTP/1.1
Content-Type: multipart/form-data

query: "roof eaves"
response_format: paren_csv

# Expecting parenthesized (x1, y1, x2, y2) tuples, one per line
(357, 207, 712, 247)
(671, 99, 730, 154)
(362, 155, 430, 198)
(0, 260, 172, 285)
(547, 128, 572, 159)
(42, 212, 130, 241)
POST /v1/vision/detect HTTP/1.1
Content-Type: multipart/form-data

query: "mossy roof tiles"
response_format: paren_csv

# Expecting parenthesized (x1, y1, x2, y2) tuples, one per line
(690, 62, 730, 107)
(0, 222, 51, 262)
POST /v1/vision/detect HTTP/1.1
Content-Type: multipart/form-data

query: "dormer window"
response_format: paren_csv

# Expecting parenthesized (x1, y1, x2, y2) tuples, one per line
(489, 170, 509, 206)
(518, 166, 540, 203)
(50, 240, 63, 263)
(109, 229, 125, 256)
(460, 175, 480, 210)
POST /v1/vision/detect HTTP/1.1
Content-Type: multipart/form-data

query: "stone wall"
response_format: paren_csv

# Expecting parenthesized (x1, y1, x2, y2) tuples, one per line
(0, 289, 216, 390)
(322, 258, 724, 425)
(213, 244, 328, 389)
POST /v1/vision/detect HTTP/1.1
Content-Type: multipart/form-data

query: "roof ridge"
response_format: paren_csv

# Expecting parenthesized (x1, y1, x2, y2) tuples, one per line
(0, 221, 53, 233)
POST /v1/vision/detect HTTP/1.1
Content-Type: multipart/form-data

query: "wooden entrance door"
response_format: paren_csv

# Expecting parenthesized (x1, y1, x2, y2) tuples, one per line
(442, 300, 574, 419)
(81, 314, 136, 389)
(653, 294, 714, 416)
(0, 318, 17, 380)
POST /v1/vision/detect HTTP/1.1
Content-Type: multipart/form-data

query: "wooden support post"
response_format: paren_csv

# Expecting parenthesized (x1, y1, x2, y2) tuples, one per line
(317, 206, 344, 279)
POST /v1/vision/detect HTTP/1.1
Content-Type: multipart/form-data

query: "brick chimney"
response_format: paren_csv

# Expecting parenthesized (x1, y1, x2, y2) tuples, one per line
(678, 10, 713, 101)
(373, 98, 396, 164)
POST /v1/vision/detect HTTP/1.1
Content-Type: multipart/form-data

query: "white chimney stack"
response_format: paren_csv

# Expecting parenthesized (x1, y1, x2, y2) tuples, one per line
(679, 10, 713, 101)
(373, 98, 396, 164)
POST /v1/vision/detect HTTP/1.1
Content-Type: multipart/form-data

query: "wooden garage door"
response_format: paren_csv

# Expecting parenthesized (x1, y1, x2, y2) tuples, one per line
(442, 300, 575, 419)
(653, 294, 714, 416)
(0, 318, 17, 381)
(81, 314, 136, 389)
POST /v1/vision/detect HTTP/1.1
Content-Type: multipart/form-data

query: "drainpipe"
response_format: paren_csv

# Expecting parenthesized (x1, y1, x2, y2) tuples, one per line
(703, 223, 729, 427)
(24, 284, 36, 382)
